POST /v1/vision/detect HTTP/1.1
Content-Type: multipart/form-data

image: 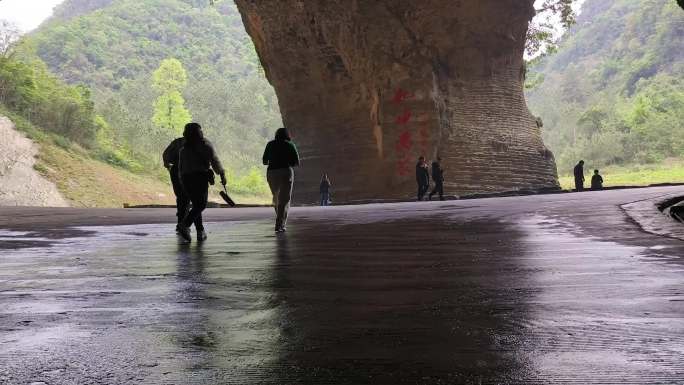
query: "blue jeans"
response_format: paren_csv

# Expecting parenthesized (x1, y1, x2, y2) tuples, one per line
(320, 192, 330, 206)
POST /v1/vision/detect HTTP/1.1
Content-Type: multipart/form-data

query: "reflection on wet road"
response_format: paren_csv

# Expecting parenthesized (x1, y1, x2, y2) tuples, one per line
(1, 191, 684, 384)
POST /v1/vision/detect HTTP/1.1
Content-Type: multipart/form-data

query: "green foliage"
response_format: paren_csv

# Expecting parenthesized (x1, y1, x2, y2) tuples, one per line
(527, 0, 684, 174)
(528, 0, 580, 56)
(152, 58, 191, 136)
(152, 58, 188, 94)
(152, 91, 191, 136)
(0, 54, 100, 148)
(24, 0, 282, 193)
(227, 167, 270, 197)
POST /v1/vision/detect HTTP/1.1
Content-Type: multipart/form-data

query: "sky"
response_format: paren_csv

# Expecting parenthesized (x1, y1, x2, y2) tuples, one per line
(0, 0, 65, 32)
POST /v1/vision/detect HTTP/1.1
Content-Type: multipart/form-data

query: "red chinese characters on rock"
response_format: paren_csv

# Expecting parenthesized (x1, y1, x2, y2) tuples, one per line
(395, 109, 412, 125)
(395, 130, 412, 176)
(392, 88, 414, 105)
(393, 88, 415, 177)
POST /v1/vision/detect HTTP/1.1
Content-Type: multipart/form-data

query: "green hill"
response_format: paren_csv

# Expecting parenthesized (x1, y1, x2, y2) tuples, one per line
(25, 0, 280, 179)
(526, 0, 684, 179)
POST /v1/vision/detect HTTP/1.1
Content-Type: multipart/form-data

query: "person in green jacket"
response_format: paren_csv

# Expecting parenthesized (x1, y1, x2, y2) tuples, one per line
(262, 127, 300, 233)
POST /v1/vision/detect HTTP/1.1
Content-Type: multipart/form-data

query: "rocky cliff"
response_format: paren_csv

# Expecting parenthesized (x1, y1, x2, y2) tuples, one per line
(0, 117, 69, 207)
(235, 0, 559, 202)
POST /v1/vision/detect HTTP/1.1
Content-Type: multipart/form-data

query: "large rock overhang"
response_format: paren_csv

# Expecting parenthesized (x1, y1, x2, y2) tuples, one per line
(235, 0, 559, 202)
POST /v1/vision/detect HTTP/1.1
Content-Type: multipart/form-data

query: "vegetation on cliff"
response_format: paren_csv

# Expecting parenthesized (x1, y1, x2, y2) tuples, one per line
(1, 0, 279, 203)
(527, 0, 684, 180)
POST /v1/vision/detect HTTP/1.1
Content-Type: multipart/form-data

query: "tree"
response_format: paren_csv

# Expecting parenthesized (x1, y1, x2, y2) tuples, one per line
(0, 19, 21, 58)
(528, 0, 578, 57)
(152, 57, 188, 95)
(151, 58, 191, 135)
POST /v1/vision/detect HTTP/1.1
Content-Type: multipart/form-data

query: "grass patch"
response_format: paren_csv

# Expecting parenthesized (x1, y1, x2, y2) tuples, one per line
(558, 158, 684, 190)
(35, 142, 270, 207)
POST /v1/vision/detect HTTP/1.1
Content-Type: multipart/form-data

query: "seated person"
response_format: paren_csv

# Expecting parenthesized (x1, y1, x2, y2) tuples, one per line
(591, 169, 604, 190)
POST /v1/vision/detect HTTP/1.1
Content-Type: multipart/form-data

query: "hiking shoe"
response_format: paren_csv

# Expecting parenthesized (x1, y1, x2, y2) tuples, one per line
(197, 230, 207, 242)
(178, 225, 192, 242)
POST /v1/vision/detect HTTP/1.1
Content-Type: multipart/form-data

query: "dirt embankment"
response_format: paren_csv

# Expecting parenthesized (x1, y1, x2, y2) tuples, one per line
(0, 116, 69, 207)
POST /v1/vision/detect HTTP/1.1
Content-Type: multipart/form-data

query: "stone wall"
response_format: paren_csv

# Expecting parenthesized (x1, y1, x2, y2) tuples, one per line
(235, 0, 559, 202)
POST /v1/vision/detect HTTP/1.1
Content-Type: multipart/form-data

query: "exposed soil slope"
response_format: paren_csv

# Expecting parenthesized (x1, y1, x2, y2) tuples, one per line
(0, 116, 69, 207)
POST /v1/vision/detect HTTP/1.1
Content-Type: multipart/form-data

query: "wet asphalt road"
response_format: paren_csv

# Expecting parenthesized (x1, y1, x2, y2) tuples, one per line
(1, 187, 684, 384)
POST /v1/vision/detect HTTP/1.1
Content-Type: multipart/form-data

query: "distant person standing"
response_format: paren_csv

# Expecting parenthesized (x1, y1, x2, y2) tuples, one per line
(263, 127, 300, 233)
(591, 169, 604, 190)
(429, 157, 445, 201)
(162, 136, 188, 233)
(416, 156, 430, 201)
(573, 160, 585, 192)
(177, 122, 226, 242)
(320, 173, 331, 206)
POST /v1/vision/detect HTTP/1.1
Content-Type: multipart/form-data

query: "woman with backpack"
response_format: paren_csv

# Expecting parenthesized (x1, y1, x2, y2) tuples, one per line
(177, 122, 226, 242)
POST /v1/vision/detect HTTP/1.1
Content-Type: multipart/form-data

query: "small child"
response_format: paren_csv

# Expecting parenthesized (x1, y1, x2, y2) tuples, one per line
(320, 173, 331, 206)
(591, 169, 603, 190)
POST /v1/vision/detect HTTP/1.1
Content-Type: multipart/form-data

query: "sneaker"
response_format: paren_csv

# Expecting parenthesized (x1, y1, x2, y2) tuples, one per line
(178, 225, 192, 242)
(197, 230, 207, 242)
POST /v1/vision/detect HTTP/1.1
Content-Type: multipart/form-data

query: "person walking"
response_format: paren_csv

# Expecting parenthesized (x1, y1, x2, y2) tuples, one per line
(591, 169, 604, 190)
(429, 157, 445, 201)
(162, 136, 189, 233)
(573, 160, 585, 192)
(320, 173, 331, 206)
(263, 127, 300, 233)
(416, 156, 430, 201)
(177, 122, 226, 242)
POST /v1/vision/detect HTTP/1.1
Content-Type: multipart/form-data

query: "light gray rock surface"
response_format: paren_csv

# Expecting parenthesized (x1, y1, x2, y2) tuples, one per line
(0, 116, 68, 207)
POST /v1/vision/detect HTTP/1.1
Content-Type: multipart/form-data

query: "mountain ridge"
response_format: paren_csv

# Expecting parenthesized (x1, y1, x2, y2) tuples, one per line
(526, 0, 683, 172)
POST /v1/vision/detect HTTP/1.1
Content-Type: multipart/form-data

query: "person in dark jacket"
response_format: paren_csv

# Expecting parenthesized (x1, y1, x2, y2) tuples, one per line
(591, 169, 604, 190)
(163, 137, 189, 232)
(320, 173, 331, 206)
(429, 157, 445, 201)
(573, 160, 585, 192)
(263, 127, 300, 232)
(416, 156, 430, 201)
(177, 122, 226, 242)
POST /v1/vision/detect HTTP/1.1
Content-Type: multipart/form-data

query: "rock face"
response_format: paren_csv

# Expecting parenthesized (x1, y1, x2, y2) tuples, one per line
(0, 117, 69, 207)
(235, 0, 559, 202)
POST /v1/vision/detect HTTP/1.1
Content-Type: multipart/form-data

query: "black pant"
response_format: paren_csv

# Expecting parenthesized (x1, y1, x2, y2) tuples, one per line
(430, 180, 444, 200)
(181, 172, 208, 231)
(575, 178, 584, 192)
(417, 182, 429, 200)
(170, 167, 190, 226)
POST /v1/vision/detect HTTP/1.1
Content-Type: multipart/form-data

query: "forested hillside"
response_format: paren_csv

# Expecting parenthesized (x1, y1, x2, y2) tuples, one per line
(23, 0, 280, 189)
(527, 0, 684, 175)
